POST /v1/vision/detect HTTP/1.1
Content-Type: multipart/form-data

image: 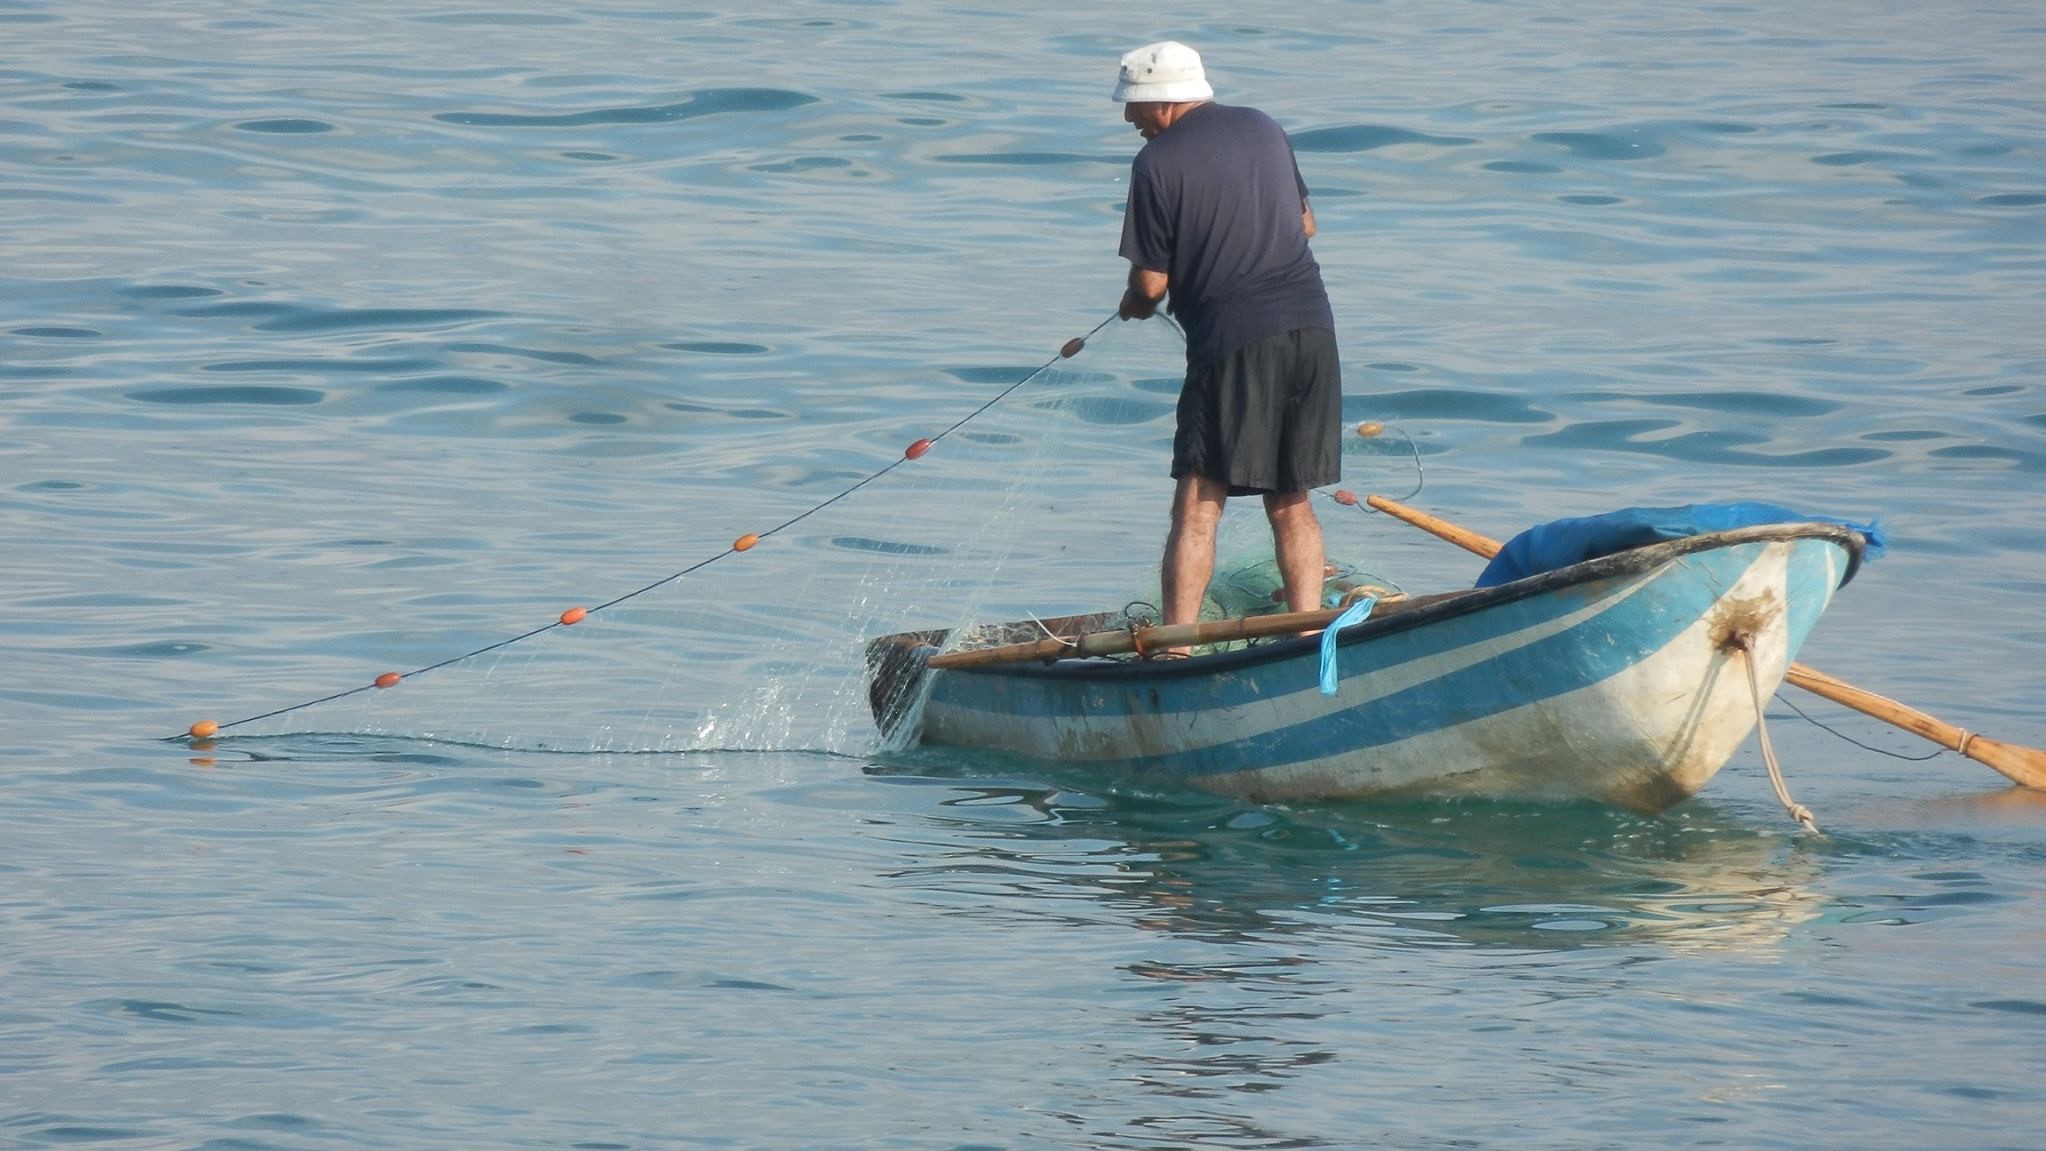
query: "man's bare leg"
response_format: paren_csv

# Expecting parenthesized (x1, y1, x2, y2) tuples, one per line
(1162, 474, 1229, 653)
(1264, 490, 1326, 613)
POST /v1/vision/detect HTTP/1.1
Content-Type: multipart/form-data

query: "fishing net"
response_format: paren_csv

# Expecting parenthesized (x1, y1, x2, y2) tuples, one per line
(194, 318, 1415, 756)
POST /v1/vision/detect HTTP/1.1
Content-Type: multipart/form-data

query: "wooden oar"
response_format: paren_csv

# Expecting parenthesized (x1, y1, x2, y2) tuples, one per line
(926, 606, 1349, 670)
(1363, 494, 2046, 789)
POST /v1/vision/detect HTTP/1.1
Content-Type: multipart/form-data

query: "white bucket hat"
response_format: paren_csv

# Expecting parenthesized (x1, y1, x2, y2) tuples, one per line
(1112, 40, 1214, 103)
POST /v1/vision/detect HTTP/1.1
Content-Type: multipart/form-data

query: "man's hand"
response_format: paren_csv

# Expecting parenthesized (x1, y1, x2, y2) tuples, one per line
(1120, 265, 1169, 320)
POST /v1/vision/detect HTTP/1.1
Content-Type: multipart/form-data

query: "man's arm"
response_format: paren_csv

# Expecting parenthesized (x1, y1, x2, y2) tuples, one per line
(1120, 264, 1168, 320)
(1303, 201, 1317, 239)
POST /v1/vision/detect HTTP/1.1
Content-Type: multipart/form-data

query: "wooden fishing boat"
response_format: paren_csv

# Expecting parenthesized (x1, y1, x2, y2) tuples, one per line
(866, 521, 1870, 812)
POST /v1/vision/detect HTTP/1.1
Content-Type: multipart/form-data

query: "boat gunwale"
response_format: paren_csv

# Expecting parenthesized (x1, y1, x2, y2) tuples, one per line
(925, 521, 1866, 682)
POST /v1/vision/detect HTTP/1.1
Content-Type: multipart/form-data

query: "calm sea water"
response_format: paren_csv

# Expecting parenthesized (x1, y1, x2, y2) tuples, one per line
(4, 2, 2044, 1148)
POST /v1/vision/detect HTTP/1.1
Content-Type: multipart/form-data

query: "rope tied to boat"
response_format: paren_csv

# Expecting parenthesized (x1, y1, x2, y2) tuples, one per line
(1734, 635, 1820, 834)
(1023, 611, 1078, 650)
(1117, 601, 1167, 661)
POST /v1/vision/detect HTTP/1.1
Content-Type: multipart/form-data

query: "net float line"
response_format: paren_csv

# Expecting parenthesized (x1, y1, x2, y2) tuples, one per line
(177, 314, 1120, 742)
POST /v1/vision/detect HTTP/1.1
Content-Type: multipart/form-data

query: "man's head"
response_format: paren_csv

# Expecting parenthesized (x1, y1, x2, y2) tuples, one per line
(1114, 40, 1212, 139)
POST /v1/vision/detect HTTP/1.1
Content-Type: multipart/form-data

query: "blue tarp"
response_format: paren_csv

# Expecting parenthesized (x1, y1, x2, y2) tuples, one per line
(1474, 501, 1885, 588)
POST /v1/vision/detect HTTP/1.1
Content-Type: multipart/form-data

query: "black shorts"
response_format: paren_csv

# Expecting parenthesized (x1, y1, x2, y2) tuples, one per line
(1172, 327, 1342, 496)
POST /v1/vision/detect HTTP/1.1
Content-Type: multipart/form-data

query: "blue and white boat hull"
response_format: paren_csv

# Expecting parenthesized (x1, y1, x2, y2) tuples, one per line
(872, 524, 1865, 811)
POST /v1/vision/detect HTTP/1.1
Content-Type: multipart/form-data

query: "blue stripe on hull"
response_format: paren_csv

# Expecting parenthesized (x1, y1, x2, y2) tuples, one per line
(920, 537, 1850, 787)
(942, 560, 1647, 719)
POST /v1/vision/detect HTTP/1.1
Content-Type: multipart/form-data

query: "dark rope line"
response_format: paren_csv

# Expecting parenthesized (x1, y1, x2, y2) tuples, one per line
(927, 313, 1119, 445)
(206, 682, 390, 731)
(182, 314, 1122, 740)
(592, 310, 1118, 611)
(1774, 691, 1945, 762)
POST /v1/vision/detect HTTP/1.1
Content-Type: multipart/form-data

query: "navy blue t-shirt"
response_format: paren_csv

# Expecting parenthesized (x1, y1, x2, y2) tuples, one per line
(1119, 103, 1334, 366)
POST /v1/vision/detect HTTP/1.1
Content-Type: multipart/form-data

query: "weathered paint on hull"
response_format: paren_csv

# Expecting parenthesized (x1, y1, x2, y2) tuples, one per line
(904, 527, 1858, 811)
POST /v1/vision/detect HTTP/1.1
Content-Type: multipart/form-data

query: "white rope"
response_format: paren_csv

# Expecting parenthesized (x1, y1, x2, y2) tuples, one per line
(1024, 611, 1077, 648)
(1738, 638, 1820, 834)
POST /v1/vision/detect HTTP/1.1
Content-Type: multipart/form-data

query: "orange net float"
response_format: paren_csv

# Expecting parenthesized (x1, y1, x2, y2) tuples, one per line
(374, 672, 402, 689)
(1356, 421, 1384, 438)
(905, 438, 933, 460)
(1333, 490, 1360, 506)
(188, 719, 219, 740)
(733, 533, 760, 552)
(559, 606, 587, 626)
(1060, 337, 1085, 359)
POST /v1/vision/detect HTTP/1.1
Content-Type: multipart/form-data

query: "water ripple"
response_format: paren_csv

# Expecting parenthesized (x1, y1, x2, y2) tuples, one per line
(1291, 124, 1478, 152)
(435, 87, 816, 127)
(127, 385, 324, 406)
(233, 117, 333, 134)
(1530, 129, 1667, 160)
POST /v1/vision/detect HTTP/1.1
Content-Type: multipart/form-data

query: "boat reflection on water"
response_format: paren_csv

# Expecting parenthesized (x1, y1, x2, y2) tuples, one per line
(862, 758, 1840, 1140)
(866, 755, 1829, 957)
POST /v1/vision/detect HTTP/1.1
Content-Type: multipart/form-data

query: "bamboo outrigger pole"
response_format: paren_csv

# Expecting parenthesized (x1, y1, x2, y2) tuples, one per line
(1363, 494, 2046, 789)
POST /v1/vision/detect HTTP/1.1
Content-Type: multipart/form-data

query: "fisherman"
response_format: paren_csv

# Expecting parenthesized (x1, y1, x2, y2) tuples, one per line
(1112, 40, 1342, 652)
